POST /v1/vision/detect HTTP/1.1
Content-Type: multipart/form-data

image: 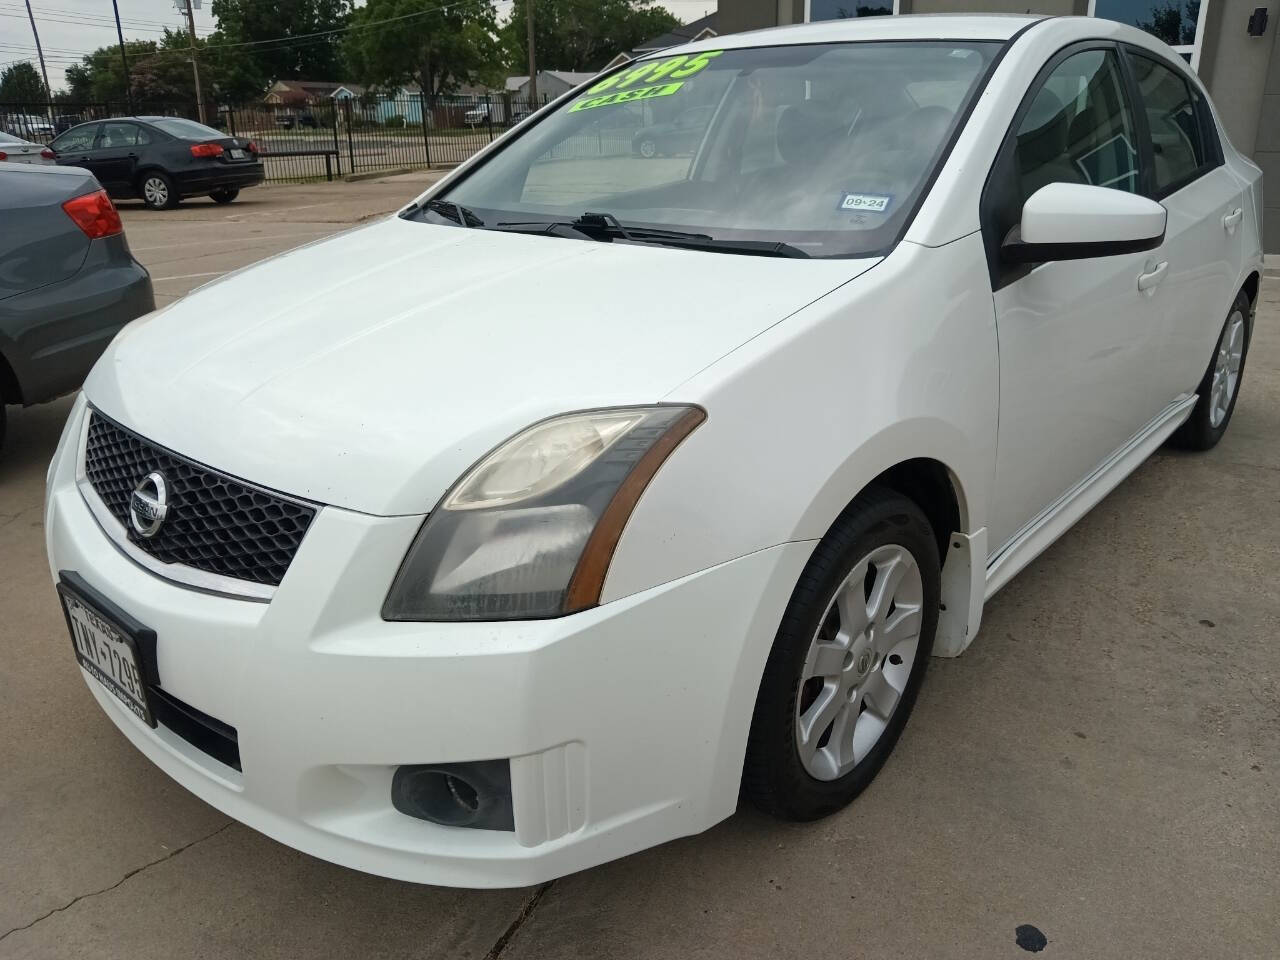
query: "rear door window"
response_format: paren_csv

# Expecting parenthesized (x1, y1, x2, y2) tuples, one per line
(99, 122, 142, 148)
(1126, 53, 1214, 195)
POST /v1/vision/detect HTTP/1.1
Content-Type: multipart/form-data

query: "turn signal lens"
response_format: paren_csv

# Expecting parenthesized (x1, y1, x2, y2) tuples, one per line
(61, 189, 123, 239)
(190, 142, 223, 158)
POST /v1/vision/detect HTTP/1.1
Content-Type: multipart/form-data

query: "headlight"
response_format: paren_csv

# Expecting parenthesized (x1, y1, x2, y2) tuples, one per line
(382, 405, 705, 621)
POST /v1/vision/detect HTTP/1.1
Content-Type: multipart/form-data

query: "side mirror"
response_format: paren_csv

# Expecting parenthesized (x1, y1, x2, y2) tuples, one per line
(1002, 182, 1166, 263)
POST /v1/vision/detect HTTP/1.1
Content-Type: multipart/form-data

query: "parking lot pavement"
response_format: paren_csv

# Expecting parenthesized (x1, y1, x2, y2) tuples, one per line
(0, 181, 1276, 958)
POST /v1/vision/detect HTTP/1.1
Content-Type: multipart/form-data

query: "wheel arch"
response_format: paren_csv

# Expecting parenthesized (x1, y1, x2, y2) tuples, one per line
(1241, 270, 1260, 313)
(0, 348, 22, 405)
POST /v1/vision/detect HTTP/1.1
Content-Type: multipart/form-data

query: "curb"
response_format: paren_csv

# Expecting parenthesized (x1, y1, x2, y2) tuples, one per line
(342, 167, 422, 183)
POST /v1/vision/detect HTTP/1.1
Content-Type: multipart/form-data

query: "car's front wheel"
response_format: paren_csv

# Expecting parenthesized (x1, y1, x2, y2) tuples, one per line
(744, 486, 940, 821)
(637, 138, 657, 159)
(139, 172, 178, 210)
(209, 187, 239, 204)
(1171, 289, 1252, 450)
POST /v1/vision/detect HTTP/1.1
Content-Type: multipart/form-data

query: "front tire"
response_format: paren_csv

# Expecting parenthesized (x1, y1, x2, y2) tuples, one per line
(744, 486, 940, 821)
(1170, 290, 1252, 451)
(139, 171, 178, 210)
(209, 187, 239, 204)
(637, 138, 657, 159)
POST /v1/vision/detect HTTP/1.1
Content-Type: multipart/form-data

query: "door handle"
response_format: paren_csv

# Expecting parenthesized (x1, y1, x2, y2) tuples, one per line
(1137, 260, 1168, 293)
(1223, 207, 1243, 233)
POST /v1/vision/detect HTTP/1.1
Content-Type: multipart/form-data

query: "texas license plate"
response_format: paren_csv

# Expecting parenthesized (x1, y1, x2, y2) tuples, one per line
(59, 581, 154, 727)
(230, 148, 245, 159)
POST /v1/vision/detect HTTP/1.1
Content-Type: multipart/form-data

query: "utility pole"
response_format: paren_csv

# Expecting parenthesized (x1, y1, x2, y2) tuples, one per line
(110, 0, 134, 113)
(23, 0, 52, 109)
(525, 0, 537, 103)
(182, 0, 206, 123)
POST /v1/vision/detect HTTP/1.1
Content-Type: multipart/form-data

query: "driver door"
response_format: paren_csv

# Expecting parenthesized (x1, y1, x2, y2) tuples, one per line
(985, 45, 1164, 551)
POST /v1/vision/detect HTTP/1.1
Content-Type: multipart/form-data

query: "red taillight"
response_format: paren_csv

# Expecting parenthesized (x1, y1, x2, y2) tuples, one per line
(246, 140, 258, 154)
(62, 189, 123, 239)
(0, 151, 7, 161)
(41, 148, 54, 159)
(190, 142, 223, 158)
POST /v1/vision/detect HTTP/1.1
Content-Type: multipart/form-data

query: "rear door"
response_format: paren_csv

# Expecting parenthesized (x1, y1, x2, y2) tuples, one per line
(983, 45, 1164, 551)
(93, 122, 148, 194)
(1123, 48, 1243, 406)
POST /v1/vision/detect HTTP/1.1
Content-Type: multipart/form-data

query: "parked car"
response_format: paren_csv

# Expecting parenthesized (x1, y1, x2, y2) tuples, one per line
(464, 102, 492, 125)
(48, 116, 264, 210)
(632, 104, 716, 157)
(46, 16, 1262, 887)
(0, 131, 55, 164)
(53, 113, 86, 135)
(1, 164, 152, 450)
(274, 111, 318, 129)
(3, 112, 55, 140)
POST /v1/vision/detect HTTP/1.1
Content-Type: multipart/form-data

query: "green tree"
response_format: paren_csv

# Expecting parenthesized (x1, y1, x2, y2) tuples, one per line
(64, 41, 159, 102)
(500, 0, 681, 73)
(209, 0, 351, 92)
(1135, 0, 1201, 46)
(0, 62, 47, 102)
(344, 0, 500, 95)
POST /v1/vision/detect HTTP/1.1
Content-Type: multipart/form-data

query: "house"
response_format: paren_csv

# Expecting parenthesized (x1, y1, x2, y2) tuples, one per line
(263, 80, 360, 106)
(603, 12, 720, 68)
(504, 71, 597, 103)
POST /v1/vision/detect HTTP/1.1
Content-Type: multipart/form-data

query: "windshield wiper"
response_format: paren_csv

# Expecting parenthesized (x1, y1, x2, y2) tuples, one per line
(422, 198, 484, 228)
(492, 213, 808, 258)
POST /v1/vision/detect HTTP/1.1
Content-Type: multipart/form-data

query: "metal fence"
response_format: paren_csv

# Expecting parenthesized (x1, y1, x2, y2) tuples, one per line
(1, 93, 552, 183)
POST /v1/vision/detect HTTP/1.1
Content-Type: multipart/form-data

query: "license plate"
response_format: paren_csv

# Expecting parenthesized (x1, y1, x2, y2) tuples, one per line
(229, 148, 245, 159)
(59, 582, 155, 727)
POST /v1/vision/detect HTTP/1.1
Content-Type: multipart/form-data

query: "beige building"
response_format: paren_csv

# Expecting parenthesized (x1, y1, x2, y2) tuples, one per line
(719, 0, 1280, 250)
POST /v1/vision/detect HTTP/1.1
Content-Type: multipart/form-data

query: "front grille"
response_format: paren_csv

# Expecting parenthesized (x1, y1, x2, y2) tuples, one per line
(83, 411, 316, 587)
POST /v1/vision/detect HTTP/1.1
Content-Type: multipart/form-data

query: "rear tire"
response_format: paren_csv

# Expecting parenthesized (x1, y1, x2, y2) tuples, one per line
(1170, 290, 1252, 451)
(743, 486, 940, 821)
(638, 138, 657, 159)
(209, 187, 239, 204)
(139, 171, 178, 210)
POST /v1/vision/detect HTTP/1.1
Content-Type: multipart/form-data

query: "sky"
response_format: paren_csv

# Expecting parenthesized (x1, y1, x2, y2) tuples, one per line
(0, 0, 717, 94)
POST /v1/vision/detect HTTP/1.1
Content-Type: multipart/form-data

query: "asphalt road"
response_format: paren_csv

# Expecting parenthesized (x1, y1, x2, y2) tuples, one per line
(1, 180, 1276, 959)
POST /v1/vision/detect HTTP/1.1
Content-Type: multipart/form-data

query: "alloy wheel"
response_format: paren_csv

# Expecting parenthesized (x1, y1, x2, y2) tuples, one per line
(143, 176, 169, 207)
(1209, 309, 1246, 428)
(794, 544, 924, 782)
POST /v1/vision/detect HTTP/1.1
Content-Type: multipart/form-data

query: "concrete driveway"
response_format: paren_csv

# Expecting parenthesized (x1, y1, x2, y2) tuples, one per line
(1, 180, 1276, 959)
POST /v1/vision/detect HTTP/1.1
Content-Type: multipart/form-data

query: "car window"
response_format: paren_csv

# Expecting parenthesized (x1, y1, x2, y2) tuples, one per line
(148, 117, 224, 140)
(100, 122, 142, 148)
(1128, 54, 1208, 193)
(1015, 49, 1140, 202)
(51, 124, 98, 153)
(436, 41, 1001, 259)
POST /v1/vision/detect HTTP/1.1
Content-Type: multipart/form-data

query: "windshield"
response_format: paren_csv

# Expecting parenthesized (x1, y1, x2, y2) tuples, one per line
(149, 117, 226, 140)
(432, 41, 1000, 258)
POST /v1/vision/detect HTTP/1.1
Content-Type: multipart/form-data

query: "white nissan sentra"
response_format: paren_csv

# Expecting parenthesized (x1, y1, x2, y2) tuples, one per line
(46, 15, 1262, 886)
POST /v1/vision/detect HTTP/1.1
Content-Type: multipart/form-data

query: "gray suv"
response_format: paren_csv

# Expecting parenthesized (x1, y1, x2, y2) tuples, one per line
(0, 164, 154, 449)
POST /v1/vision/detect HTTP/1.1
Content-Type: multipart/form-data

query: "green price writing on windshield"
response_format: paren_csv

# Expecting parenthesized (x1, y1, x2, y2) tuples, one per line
(568, 50, 724, 112)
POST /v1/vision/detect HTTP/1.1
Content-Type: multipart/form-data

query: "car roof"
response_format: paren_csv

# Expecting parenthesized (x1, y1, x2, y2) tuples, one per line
(674, 13, 1044, 51)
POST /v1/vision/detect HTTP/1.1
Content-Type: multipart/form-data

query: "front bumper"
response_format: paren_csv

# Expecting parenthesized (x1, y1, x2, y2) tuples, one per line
(45, 398, 808, 887)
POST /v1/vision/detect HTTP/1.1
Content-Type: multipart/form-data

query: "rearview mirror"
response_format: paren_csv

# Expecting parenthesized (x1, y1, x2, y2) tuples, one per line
(1002, 182, 1166, 263)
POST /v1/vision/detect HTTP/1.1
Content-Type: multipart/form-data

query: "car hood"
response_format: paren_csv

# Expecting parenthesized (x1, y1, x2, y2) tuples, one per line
(85, 216, 875, 516)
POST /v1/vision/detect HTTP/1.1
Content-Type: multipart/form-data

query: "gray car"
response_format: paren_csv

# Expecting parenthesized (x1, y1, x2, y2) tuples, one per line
(0, 131, 54, 164)
(0, 164, 154, 449)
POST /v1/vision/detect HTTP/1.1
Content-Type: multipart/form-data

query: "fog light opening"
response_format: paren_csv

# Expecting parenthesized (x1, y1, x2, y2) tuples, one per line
(391, 760, 515, 831)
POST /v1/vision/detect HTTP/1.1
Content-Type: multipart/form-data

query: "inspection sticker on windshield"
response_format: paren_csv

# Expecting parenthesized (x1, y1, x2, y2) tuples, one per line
(569, 50, 724, 112)
(839, 193, 893, 213)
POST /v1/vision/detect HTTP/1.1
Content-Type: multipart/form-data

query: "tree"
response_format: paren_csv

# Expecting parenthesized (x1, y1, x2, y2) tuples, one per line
(64, 41, 159, 102)
(210, 0, 351, 94)
(500, 0, 681, 73)
(0, 62, 47, 102)
(344, 0, 500, 96)
(1135, 0, 1201, 46)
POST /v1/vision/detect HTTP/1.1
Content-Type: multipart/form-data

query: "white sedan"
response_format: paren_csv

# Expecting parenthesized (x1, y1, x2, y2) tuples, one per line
(46, 15, 1261, 887)
(0, 131, 54, 164)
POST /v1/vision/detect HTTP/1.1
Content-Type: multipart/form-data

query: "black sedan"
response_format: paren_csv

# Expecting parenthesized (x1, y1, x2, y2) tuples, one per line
(48, 116, 264, 210)
(0, 164, 153, 450)
(631, 105, 716, 158)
